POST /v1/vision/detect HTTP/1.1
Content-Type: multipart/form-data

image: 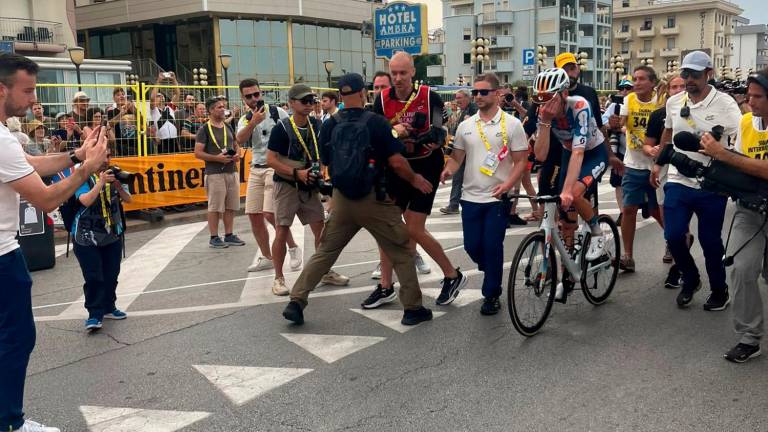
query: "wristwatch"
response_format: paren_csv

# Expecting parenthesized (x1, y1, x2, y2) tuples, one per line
(69, 150, 82, 165)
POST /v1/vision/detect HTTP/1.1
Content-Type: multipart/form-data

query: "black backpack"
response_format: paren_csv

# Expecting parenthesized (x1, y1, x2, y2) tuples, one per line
(328, 111, 378, 200)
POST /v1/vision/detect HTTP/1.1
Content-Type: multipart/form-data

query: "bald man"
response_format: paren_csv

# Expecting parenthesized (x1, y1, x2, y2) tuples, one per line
(360, 52, 467, 310)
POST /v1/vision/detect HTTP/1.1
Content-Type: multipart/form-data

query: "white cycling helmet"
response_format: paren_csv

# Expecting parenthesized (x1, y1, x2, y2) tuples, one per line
(533, 68, 570, 104)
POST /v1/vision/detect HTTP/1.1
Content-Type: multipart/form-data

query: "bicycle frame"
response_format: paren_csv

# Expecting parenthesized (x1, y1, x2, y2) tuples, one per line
(539, 200, 584, 281)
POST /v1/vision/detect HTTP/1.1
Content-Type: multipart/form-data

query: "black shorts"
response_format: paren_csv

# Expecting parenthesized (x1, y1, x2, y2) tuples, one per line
(609, 152, 624, 188)
(537, 163, 561, 196)
(391, 150, 443, 215)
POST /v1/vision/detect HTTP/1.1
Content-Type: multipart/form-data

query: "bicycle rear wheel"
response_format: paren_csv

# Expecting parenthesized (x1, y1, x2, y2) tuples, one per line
(580, 214, 620, 305)
(508, 231, 557, 336)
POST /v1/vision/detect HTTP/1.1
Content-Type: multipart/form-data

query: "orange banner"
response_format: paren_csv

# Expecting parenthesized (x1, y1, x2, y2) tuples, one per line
(112, 151, 251, 211)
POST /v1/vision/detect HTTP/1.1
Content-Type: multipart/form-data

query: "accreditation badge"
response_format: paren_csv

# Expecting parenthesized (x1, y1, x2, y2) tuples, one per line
(479, 151, 500, 176)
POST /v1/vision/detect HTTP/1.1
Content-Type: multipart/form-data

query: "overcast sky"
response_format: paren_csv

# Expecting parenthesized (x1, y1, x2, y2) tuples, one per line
(407, 0, 765, 31)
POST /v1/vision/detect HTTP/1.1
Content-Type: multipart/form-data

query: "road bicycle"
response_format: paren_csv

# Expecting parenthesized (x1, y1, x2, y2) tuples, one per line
(506, 194, 620, 337)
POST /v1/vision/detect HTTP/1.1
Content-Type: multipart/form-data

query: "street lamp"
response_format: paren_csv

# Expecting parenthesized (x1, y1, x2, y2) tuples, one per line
(470, 37, 490, 79)
(640, 57, 654, 67)
(219, 54, 232, 101)
(536, 45, 548, 72)
(457, 73, 465, 86)
(362, 60, 367, 84)
(193, 67, 209, 86)
(323, 60, 335, 88)
(666, 60, 679, 73)
(68, 46, 85, 91)
(611, 54, 625, 88)
(577, 51, 588, 82)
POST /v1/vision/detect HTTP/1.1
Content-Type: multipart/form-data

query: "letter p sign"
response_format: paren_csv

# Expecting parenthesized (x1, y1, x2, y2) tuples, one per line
(523, 49, 535, 66)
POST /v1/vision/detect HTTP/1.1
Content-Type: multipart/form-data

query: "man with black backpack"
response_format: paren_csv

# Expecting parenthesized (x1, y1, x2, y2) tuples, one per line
(282, 73, 434, 326)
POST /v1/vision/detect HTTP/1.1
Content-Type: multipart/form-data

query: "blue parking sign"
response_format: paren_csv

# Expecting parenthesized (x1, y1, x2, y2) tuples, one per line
(523, 49, 535, 66)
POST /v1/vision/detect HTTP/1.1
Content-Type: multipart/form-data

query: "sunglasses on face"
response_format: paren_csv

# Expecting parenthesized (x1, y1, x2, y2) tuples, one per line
(294, 97, 316, 105)
(471, 89, 494, 96)
(243, 91, 261, 99)
(618, 86, 632, 91)
(680, 69, 705, 80)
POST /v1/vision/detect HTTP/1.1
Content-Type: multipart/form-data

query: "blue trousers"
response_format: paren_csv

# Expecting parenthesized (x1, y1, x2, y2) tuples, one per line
(663, 182, 728, 293)
(0, 249, 36, 430)
(73, 240, 122, 320)
(461, 200, 509, 298)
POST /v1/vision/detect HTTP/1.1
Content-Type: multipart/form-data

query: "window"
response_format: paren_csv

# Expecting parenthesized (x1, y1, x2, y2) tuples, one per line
(622, 0, 629, 7)
(643, 39, 652, 52)
(642, 17, 652, 30)
(621, 20, 629, 32)
(463, 53, 471, 64)
(666, 15, 676, 28)
(621, 41, 629, 53)
(463, 28, 472, 41)
(666, 37, 675, 49)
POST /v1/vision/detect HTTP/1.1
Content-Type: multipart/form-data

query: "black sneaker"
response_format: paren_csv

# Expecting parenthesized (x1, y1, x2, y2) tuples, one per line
(401, 306, 433, 326)
(436, 269, 468, 306)
(224, 234, 246, 246)
(282, 301, 304, 325)
(664, 265, 682, 289)
(361, 284, 396, 309)
(676, 280, 701, 308)
(703, 290, 731, 311)
(724, 343, 761, 363)
(507, 214, 527, 226)
(480, 297, 501, 315)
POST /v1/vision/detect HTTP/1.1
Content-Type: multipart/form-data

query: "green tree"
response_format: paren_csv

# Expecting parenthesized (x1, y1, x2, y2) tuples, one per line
(414, 54, 442, 84)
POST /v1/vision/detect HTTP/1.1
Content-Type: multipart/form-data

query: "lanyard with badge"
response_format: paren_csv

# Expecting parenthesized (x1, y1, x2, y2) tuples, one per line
(476, 112, 509, 176)
(289, 116, 319, 161)
(92, 174, 113, 233)
(206, 121, 228, 150)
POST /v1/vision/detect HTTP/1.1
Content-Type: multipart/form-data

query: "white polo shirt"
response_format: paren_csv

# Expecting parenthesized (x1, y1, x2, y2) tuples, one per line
(0, 123, 35, 256)
(453, 107, 528, 203)
(664, 86, 741, 189)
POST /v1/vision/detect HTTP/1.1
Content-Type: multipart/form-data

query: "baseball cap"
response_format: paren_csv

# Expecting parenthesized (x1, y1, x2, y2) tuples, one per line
(554, 52, 577, 69)
(72, 91, 90, 101)
(680, 51, 713, 71)
(288, 84, 315, 100)
(618, 78, 634, 89)
(337, 73, 365, 96)
(26, 119, 45, 133)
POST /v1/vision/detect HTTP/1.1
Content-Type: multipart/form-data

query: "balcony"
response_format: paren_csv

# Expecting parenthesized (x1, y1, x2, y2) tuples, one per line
(596, 14, 611, 26)
(560, 32, 577, 44)
(490, 35, 514, 49)
(637, 48, 656, 58)
(615, 28, 634, 39)
(560, 6, 577, 20)
(580, 13, 595, 26)
(757, 55, 768, 66)
(426, 65, 444, 78)
(487, 59, 514, 73)
(597, 37, 611, 47)
(0, 17, 66, 54)
(482, 10, 514, 25)
(580, 36, 594, 47)
(660, 25, 679, 35)
(660, 47, 680, 57)
(428, 42, 444, 55)
(637, 25, 657, 38)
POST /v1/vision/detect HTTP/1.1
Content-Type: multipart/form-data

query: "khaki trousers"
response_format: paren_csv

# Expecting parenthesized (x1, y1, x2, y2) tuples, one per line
(290, 190, 423, 310)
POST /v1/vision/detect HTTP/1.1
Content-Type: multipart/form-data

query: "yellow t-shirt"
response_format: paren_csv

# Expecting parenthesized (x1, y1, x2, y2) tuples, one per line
(736, 112, 768, 160)
(621, 92, 659, 170)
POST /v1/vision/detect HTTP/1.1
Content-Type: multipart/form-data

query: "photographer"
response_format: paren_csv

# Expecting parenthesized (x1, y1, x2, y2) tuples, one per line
(699, 69, 768, 363)
(604, 79, 632, 220)
(657, 51, 741, 309)
(71, 151, 132, 331)
(266, 84, 349, 296)
(194, 96, 246, 249)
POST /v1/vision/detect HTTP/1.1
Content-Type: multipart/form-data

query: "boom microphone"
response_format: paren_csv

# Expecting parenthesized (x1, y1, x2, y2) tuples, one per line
(673, 131, 701, 152)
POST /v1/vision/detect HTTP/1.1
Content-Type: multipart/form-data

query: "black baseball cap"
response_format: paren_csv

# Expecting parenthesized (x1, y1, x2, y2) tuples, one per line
(337, 73, 366, 96)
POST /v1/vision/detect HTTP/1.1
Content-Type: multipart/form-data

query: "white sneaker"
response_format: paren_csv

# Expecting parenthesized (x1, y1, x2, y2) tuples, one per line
(272, 277, 289, 296)
(414, 253, 431, 274)
(247, 256, 274, 272)
(15, 420, 60, 432)
(371, 262, 382, 280)
(288, 246, 302, 271)
(586, 234, 606, 261)
(321, 269, 350, 286)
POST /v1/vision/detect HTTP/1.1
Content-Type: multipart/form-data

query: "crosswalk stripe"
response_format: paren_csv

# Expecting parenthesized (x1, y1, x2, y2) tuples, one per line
(280, 333, 386, 363)
(59, 222, 207, 318)
(349, 308, 447, 333)
(193, 365, 313, 406)
(79, 405, 210, 432)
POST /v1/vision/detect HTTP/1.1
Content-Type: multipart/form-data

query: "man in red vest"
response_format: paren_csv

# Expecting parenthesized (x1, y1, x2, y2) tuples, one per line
(360, 51, 468, 310)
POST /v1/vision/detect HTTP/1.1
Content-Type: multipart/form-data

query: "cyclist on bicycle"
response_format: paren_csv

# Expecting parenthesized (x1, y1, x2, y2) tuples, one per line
(533, 68, 608, 262)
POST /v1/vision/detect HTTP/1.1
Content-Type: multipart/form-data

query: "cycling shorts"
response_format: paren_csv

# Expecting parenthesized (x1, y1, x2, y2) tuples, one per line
(559, 144, 608, 192)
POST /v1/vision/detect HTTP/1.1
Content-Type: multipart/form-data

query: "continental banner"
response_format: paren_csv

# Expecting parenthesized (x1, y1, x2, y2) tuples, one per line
(113, 151, 252, 211)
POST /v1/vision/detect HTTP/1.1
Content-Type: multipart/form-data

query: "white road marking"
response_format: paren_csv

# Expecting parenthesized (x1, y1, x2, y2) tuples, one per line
(421, 288, 485, 307)
(59, 222, 207, 318)
(280, 333, 386, 363)
(193, 365, 312, 406)
(79, 405, 210, 432)
(349, 308, 446, 333)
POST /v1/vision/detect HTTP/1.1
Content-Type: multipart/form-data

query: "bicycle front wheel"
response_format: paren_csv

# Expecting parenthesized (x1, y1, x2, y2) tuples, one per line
(508, 231, 557, 337)
(580, 214, 620, 305)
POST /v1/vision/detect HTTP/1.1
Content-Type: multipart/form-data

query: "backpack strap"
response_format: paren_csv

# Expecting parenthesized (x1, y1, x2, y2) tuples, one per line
(269, 105, 280, 123)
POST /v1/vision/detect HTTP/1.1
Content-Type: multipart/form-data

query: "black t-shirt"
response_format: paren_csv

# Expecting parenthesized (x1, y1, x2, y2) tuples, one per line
(268, 116, 322, 164)
(646, 107, 666, 143)
(569, 83, 603, 129)
(319, 108, 404, 166)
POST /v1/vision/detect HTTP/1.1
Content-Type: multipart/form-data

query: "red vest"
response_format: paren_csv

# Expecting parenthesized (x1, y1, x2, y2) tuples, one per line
(381, 85, 432, 159)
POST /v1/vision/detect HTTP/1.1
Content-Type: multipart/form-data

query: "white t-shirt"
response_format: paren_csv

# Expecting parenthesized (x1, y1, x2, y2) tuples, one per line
(664, 87, 741, 189)
(620, 93, 658, 170)
(151, 106, 178, 139)
(453, 108, 528, 203)
(0, 123, 35, 256)
(237, 105, 289, 166)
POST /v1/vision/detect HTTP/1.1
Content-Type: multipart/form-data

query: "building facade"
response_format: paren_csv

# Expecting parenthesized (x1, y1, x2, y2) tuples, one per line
(430, 0, 613, 89)
(733, 22, 768, 74)
(1, 0, 78, 57)
(74, 0, 386, 88)
(612, 0, 743, 79)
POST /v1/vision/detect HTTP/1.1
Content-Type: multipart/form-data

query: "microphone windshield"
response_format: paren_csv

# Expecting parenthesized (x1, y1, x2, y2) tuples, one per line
(673, 131, 701, 152)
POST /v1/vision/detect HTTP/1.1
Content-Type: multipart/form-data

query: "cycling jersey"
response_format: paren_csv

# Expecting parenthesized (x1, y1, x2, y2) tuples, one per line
(551, 95, 604, 152)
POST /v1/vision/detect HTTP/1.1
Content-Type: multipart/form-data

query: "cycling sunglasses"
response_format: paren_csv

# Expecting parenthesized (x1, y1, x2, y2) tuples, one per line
(680, 69, 705, 80)
(293, 96, 317, 105)
(471, 89, 495, 96)
(243, 91, 261, 99)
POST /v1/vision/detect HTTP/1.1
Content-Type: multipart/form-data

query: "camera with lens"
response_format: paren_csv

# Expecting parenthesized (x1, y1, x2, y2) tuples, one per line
(108, 165, 135, 183)
(224, 148, 237, 157)
(410, 112, 447, 150)
(309, 161, 333, 195)
(608, 95, 625, 150)
(656, 126, 768, 213)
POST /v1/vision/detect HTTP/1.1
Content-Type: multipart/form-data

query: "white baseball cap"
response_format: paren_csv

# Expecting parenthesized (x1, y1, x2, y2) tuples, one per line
(680, 51, 713, 71)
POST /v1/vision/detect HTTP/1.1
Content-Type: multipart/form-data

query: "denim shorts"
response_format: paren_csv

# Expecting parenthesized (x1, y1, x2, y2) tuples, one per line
(621, 167, 658, 209)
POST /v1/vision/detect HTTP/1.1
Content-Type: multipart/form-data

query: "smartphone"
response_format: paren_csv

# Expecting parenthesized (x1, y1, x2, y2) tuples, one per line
(256, 99, 265, 110)
(224, 109, 232, 117)
(162, 72, 172, 79)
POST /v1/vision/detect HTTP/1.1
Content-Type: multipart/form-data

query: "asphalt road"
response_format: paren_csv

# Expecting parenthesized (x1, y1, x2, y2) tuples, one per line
(23, 180, 768, 432)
